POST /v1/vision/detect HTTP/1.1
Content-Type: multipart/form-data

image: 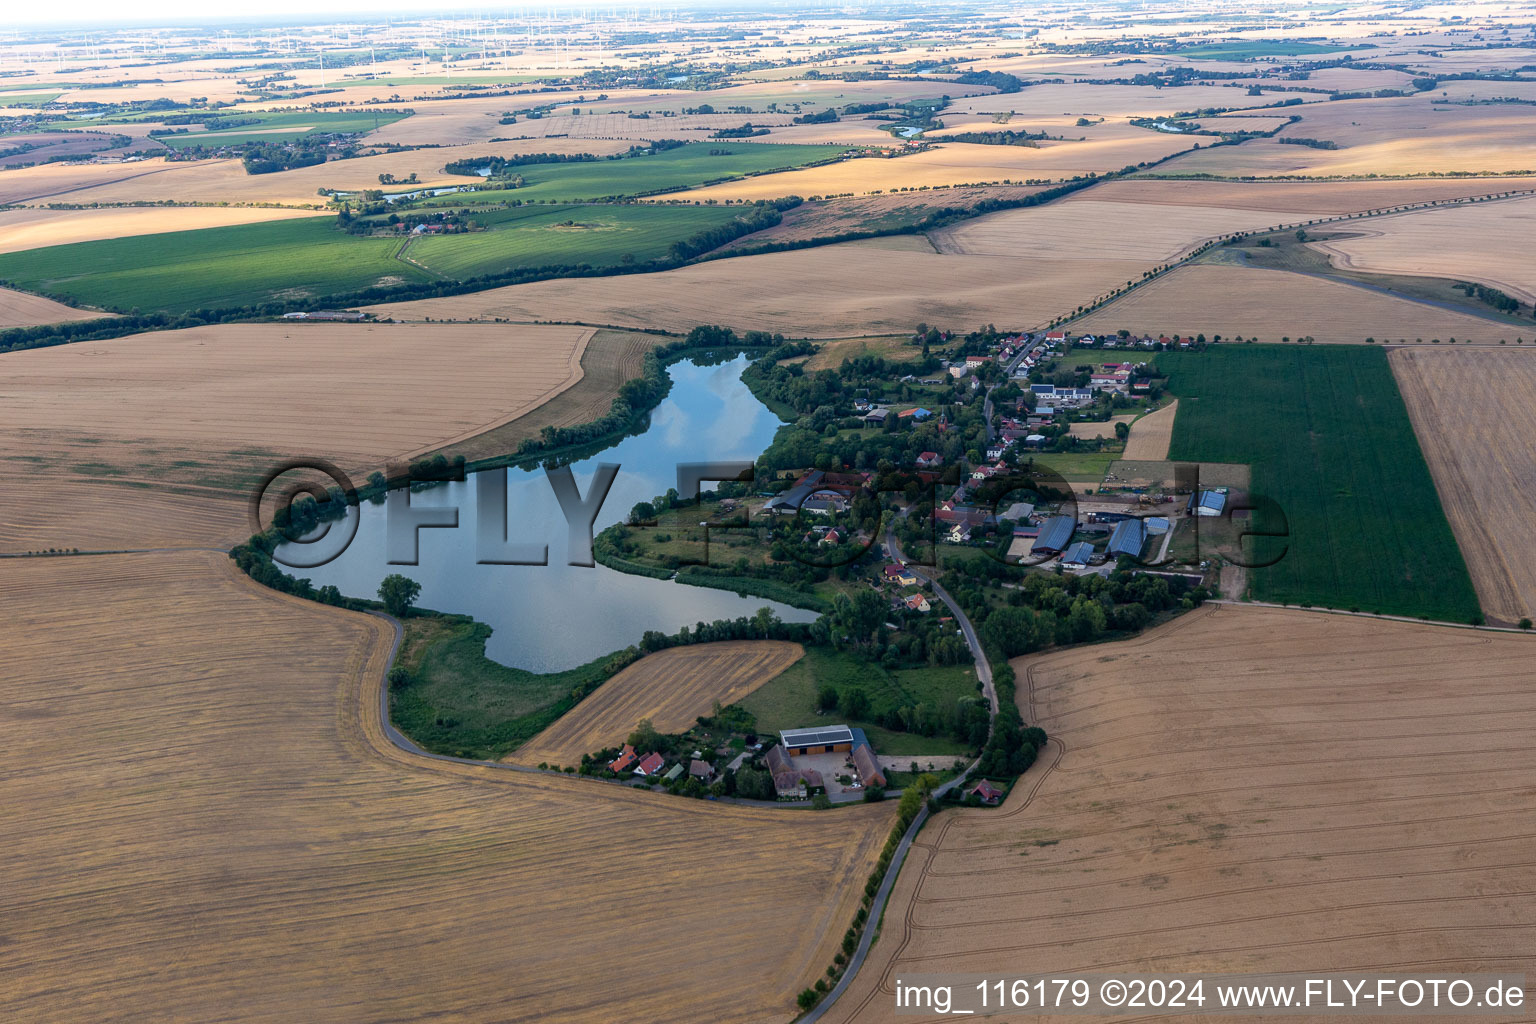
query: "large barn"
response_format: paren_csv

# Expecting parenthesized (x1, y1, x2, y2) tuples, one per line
(780, 725, 855, 756)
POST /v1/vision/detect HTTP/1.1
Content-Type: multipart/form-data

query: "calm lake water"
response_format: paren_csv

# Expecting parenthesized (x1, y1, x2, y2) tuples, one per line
(278, 356, 817, 672)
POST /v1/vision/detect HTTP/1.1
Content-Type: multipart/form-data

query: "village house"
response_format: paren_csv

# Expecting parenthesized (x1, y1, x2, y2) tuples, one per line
(609, 744, 637, 773)
(632, 752, 665, 776)
(916, 451, 942, 469)
(967, 779, 1005, 805)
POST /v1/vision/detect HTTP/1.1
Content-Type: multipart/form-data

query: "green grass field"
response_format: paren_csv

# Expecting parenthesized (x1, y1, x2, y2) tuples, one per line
(405, 203, 744, 278)
(0, 215, 413, 312)
(0, 200, 758, 312)
(391, 616, 617, 760)
(418, 141, 847, 204)
(1158, 345, 1480, 621)
(154, 109, 408, 149)
(0, 92, 60, 107)
(738, 646, 974, 756)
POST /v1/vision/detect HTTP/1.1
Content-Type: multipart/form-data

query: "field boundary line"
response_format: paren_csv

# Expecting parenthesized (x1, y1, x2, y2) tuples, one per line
(1212, 598, 1536, 634)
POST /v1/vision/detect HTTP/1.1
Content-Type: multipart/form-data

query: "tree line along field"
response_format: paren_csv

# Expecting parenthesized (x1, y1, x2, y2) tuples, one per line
(418, 141, 849, 204)
(508, 640, 804, 768)
(1157, 345, 1481, 622)
(404, 202, 746, 278)
(824, 605, 1536, 1024)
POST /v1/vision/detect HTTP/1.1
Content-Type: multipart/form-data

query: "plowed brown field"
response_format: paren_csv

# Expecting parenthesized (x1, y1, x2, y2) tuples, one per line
(509, 640, 804, 767)
(824, 605, 1536, 1023)
(0, 551, 891, 1023)
(1390, 347, 1536, 625)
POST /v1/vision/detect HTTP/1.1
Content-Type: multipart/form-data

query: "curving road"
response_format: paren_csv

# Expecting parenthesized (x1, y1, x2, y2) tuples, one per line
(799, 519, 1008, 1022)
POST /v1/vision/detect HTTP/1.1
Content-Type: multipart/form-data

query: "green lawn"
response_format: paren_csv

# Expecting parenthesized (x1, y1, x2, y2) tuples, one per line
(391, 616, 618, 760)
(405, 203, 744, 278)
(0, 215, 414, 312)
(1159, 345, 1480, 621)
(418, 141, 847, 204)
(1027, 450, 1119, 482)
(738, 646, 974, 757)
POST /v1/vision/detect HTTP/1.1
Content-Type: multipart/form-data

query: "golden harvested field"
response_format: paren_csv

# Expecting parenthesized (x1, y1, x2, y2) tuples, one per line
(0, 206, 328, 253)
(0, 551, 892, 1023)
(0, 322, 596, 549)
(717, 186, 1044, 250)
(1154, 96, 1536, 177)
(508, 640, 804, 767)
(931, 199, 1305, 262)
(1390, 347, 1536, 626)
(429, 327, 666, 466)
(0, 284, 113, 327)
(663, 130, 1193, 202)
(371, 243, 1146, 338)
(1065, 414, 1134, 441)
(1074, 264, 1521, 345)
(824, 605, 1536, 1023)
(1309, 196, 1536, 304)
(1099, 175, 1536, 214)
(1120, 401, 1177, 461)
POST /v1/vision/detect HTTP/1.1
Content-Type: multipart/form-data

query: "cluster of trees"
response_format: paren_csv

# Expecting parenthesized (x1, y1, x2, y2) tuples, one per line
(241, 142, 329, 175)
(711, 124, 770, 138)
(1456, 280, 1522, 314)
(635, 607, 812, 653)
(953, 69, 1025, 93)
(792, 107, 838, 124)
(945, 559, 1205, 658)
(944, 128, 1049, 146)
(667, 198, 799, 260)
(443, 151, 598, 175)
(1278, 136, 1340, 150)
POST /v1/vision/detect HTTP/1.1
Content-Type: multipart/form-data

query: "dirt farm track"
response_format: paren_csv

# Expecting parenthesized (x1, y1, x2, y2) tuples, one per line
(0, 551, 891, 1023)
(823, 605, 1536, 1023)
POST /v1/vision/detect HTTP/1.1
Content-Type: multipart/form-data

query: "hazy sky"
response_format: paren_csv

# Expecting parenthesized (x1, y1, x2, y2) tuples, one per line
(12, 1, 671, 28)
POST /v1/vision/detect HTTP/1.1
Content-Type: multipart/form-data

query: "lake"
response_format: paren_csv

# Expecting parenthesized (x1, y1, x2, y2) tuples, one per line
(278, 356, 817, 672)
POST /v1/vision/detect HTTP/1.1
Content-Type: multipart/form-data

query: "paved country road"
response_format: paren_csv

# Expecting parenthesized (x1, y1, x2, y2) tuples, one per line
(800, 519, 1003, 1023)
